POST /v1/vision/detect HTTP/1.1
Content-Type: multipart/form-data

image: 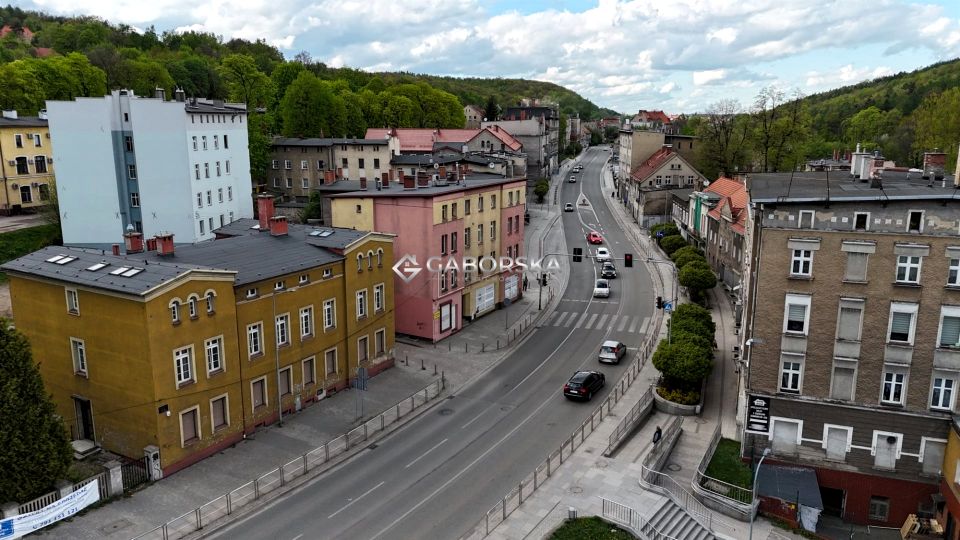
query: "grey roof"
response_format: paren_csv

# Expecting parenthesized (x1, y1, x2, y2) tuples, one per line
(213, 219, 369, 251)
(748, 171, 960, 203)
(0, 245, 205, 295)
(756, 465, 823, 510)
(315, 180, 365, 193)
(668, 188, 696, 201)
(272, 137, 388, 147)
(185, 99, 246, 114)
(329, 174, 523, 198)
(0, 116, 47, 128)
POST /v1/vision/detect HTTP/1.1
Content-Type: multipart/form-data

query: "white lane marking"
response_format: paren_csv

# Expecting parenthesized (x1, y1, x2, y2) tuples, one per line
(573, 312, 590, 328)
(405, 438, 449, 469)
(564, 314, 578, 328)
(597, 314, 609, 329)
(638, 317, 651, 336)
(584, 313, 598, 329)
(291, 535, 303, 540)
(629, 316, 640, 333)
(461, 410, 486, 430)
(554, 312, 570, 326)
(327, 481, 386, 519)
(608, 315, 618, 330)
(617, 316, 629, 332)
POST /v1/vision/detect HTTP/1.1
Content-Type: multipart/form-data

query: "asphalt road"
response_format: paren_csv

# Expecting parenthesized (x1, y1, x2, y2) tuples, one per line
(210, 147, 658, 540)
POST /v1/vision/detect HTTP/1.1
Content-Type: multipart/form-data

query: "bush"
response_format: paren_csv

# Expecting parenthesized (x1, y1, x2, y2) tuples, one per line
(659, 235, 687, 255)
(534, 181, 549, 203)
(652, 340, 713, 385)
(679, 262, 717, 291)
(671, 329, 713, 351)
(656, 385, 701, 405)
(650, 222, 679, 239)
(674, 303, 716, 336)
(673, 251, 706, 271)
(670, 245, 703, 262)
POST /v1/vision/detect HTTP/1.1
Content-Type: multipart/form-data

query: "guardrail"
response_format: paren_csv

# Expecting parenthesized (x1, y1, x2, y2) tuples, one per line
(641, 463, 715, 533)
(604, 385, 653, 456)
(131, 377, 445, 540)
(691, 425, 754, 521)
(601, 497, 683, 540)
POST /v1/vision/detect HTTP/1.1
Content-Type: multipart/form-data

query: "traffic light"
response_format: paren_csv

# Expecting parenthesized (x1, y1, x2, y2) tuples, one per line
(541, 274, 548, 286)
(572, 247, 583, 262)
(656, 296, 663, 309)
(624, 253, 633, 267)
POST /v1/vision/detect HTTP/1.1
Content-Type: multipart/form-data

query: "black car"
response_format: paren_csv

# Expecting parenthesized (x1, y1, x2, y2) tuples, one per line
(601, 262, 617, 279)
(563, 370, 605, 401)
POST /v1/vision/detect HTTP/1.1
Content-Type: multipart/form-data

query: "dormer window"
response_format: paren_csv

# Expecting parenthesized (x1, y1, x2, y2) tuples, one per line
(206, 292, 215, 314)
(275, 281, 285, 291)
(246, 288, 258, 299)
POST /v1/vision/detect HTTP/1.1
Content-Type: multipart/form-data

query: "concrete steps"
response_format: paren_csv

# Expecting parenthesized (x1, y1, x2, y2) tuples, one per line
(647, 497, 715, 540)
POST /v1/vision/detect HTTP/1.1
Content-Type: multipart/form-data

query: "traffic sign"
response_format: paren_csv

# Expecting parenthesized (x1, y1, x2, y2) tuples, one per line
(656, 230, 665, 238)
(663, 302, 673, 312)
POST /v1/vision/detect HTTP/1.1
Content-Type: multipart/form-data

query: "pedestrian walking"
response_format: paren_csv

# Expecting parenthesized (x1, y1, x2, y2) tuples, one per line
(523, 275, 529, 291)
(653, 425, 662, 445)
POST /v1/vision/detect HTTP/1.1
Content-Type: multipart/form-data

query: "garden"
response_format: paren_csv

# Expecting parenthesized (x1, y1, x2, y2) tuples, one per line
(549, 516, 635, 540)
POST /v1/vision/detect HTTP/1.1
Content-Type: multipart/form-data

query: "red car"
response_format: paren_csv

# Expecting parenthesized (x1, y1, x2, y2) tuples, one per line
(587, 232, 603, 244)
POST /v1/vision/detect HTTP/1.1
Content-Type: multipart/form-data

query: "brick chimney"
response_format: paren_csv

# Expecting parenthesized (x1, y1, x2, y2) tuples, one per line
(111, 244, 121, 256)
(269, 215, 288, 236)
(417, 173, 429, 187)
(359, 177, 367, 190)
(389, 169, 396, 182)
(439, 166, 447, 178)
(403, 176, 415, 190)
(381, 172, 389, 188)
(257, 194, 275, 230)
(156, 233, 175, 256)
(146, 237, 158, 251)
(923, 149, 946, 179)
(124, 231, 144, 253)
(324, 170, 336, 185)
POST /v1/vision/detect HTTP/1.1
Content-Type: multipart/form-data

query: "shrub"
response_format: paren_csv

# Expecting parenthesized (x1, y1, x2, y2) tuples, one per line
(670, 245, 703, 262)
(673, 251, 706, 271)
(652, 340, 713, 385)
(656, 385, 701, 405)
(679, 262, 717, 291)
(534, 181, 549, 203)
(674, 303, 716, 336)
(671, 329, 713, 351)
(650, 222, 680, 239)
(659, 235, 687, 255)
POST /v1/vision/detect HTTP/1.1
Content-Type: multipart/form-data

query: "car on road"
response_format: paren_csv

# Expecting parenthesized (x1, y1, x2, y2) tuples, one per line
(593, 279, 610, 298)
(586, 231, 603, 244)
(563, 370, 605, 401)
(574, 165, 583, 172)
(595, 247, 611, 262)
(599, 340, 627, 364)
(601, 262, 617, 279)
(564, 203, 574, 212)
(568, 176, 577, 183)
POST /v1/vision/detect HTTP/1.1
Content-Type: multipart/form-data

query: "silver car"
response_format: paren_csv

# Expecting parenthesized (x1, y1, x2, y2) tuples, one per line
(599, 340, 627, 364)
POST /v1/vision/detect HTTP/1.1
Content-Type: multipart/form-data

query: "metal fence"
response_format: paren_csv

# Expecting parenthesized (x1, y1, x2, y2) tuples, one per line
(131, 377, 445, 540)
(121, 456, 151, 491)
(693, 425, 754, 507)
(600, 497, 683, 540)
(16, 470, 110, 516)
(604, 384, 653, 456)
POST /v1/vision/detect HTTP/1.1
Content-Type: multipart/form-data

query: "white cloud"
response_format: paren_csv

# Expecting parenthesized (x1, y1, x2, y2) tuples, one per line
(805, 64, 895, 89)
(659, 81, 677, 94)
(694, 69, 726, 86)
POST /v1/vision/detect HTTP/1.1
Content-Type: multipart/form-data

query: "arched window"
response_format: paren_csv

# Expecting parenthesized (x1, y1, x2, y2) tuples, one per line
(205, 291, 216, 314)
(188, 296, 198, 319)
(367, 251, 374, 270)
(357, 253, 364, 272)
(376, 248, 384, 267)
(170, 300, 181, 323)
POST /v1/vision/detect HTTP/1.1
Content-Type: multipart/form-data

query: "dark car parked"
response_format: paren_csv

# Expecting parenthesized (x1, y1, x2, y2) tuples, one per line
(563, 370, 605, 401)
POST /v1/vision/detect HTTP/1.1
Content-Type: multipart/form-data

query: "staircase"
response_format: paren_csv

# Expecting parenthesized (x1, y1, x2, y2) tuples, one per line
(646, 497, 715, 540)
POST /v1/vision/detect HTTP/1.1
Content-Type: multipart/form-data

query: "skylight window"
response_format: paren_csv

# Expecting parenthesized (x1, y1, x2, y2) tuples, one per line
(46, 255, 65, 263)
(122, 268, 144, 277)
(86, 263, 108, 271)
(54, 256, 77, 265)
(110, 266, 131, 275)
(309, 229, 335, 237)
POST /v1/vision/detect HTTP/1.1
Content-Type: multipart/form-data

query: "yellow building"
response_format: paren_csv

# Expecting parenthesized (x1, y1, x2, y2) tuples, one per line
(941, 419, 960, 539)
(0, 111, 55, 213)
(3, 203, 395, 476)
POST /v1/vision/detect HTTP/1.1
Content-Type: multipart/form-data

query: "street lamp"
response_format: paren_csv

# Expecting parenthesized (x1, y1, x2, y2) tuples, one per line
(271, 287, 297, 427)
(646, 257, 679, 344)
(748, 447, 771, 540)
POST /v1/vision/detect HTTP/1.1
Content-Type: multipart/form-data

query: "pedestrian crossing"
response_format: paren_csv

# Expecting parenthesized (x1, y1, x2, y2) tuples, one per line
(547, 311, 650, 333)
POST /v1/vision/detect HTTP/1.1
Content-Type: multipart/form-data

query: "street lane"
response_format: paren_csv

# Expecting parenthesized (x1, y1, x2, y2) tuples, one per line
(210, 147, 657, 540)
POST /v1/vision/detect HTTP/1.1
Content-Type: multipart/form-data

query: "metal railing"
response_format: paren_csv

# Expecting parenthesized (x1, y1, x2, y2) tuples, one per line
(641, 415, 683, 473)
(601, 497, 683, 540)
(131, 377, 445, 540)
(604, 385, 653, 456)
(693, 425, 754, 507)
(641, 464, 715, 533)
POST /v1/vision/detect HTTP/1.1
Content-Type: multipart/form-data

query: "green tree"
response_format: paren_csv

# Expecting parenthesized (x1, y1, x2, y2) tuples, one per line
(912, 87, 960, 172)
(247, 113, 272, 183)
(534, 180, 550, 203)
(679, 262, 717, 292)
(752, 87, 811, 172)
(650, 222, 679, 239)
(670, 245, 703, 263)
(279, 71, 336, 137)
(484, 95, 498, 121)
(652, 340, 713, 386)
(659, 235, 687, 256)
(0, 322, 73, 503)
(299, 192, 323, 223)
(0, 61, 45, 113)
(673, 303, 716, 336)
(220, 53, 274, 108)
(695, 99, 753, 179)
(270, 61, 305, 107)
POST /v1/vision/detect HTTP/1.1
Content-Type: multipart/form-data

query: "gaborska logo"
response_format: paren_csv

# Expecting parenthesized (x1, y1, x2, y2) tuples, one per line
(392, 254, 560, 283)
(392, 254, 423, 283)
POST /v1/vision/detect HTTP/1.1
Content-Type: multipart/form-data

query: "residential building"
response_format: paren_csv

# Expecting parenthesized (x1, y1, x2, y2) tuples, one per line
(364, 127, 522, 158)
(495, 105, 560, 178)
(623, 145, 704, 227)
(464, 104, 486, 129)
(0, 110, 55, 214)
(629, 110, 671, 132)
(701, 177, 747, 291)
(329, 171, 526, 342)
(941, 418, 960, 539)
(738, 166, 960, 527)
(46, 89, 253, 246)
(2, 198, 394, 476)
(618, 128, 698, 182)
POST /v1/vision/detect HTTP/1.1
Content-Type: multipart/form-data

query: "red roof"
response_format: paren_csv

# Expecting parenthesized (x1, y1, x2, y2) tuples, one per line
(365, 127, 521, 153)
(480, 125, 522, 152)
(705, 177, 747, 234)
(33, 47, 54, 58)
(0, 25, 33, 41)
(634, 110, 671, 124)
(630, 147, 676, 183)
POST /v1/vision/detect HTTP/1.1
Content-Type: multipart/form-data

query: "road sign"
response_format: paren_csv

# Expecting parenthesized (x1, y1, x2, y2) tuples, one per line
(354, 367, 369, 391)
(656, 230, 665, 238)
(663, 302, 673, 312)
(433, 310, 441, 320)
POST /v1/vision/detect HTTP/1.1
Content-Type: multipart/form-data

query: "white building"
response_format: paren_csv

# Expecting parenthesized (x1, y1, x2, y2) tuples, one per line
(46, 89, 253, 246)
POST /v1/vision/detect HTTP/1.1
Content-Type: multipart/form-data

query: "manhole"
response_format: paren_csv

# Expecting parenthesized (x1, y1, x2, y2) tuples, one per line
(666, 463, 682, 472)
(584, 448, 594, 454)
(446, 395, 456, 400)
(694, 418, 708, 424)
(438, 408, 454, 416)
(570, 486, 584, 494)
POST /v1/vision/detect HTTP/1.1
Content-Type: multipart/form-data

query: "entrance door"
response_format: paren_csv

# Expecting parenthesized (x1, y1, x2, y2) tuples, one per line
(476, 285, 495, 315)
(820, 487, 845, 518)
(73, 397, 94, 441)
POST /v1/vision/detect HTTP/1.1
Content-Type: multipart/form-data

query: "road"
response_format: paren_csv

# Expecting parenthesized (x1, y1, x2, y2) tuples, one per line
(210, 146, 658, 540)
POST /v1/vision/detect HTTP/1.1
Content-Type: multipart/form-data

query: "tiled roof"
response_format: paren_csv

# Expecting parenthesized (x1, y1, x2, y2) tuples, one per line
(630, 147, 675, 182)
(634, 110, 671, 124)
(365, 128, 481, 152)
(705, 177, 747, 234)
(481, 125, 523, 152)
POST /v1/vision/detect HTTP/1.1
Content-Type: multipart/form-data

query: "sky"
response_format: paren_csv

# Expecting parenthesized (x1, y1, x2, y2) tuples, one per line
(22, 0, 960, 114)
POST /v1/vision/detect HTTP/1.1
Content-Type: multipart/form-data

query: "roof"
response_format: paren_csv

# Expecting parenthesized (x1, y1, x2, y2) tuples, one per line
(630, 147, 676, 182)
(756, 465, 823, 510)
(329, 174, 524, 199)
(705, 177, 748, 234)
(747, 171, 960, 204)
(365, 128, 481, 152)
(483, 125, 523, 151)
(0, 116, 48, 128)
(212, 219, 370, 251)
(185, 98, 247, 115)
(633, 110, 671, 124)
(271, 137, 388, 147)
(391, 152, 507, 167)
(0, 26, 33, 40)
(1, 246, 210, 296)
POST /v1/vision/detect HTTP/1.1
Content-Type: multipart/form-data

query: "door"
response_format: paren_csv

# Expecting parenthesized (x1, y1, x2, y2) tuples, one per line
(504, 275, 519, 300)
(73, 397, 94, 441)
(476, 285, 495, 314)
(820, 487, 845, 517)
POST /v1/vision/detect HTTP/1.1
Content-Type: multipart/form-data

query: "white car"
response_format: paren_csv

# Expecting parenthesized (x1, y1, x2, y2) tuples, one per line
(593, 279, 610, 298)
(595, 247, 611, 262)
(568, 176, 577, 183)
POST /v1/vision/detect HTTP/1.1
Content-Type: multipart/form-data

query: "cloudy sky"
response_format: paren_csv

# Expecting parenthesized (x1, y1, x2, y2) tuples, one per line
(24, 0, 960, 113)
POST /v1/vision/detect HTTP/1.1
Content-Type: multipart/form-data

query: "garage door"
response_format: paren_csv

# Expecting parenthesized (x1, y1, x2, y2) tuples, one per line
(476, 284, 495, 314)
(504, 275, 519, 300)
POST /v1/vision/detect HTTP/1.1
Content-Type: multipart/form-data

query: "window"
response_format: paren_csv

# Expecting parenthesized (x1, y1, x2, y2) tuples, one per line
(174, 346, 195, 387)
(276, 314, 290, 346)
(303, 357, 316, 385)
(888, 303, 918, 344)
(780, 357, 802, 393)
(210, 395, 228, 431)
(325, 348, 337, 375)
(868, 497, 890, 521)
(66, 288, 79, 314)
(374, 158, 380, 168)
(922, 439, 947, 475)
(226, 160, 231, 174)
(854, 212, 869, 231)
(170, 300, 181, 323)
(824, 425, 850, 461)
(224, 134, 229, 149)
(272, 159, 279, 170)
(356, 204, 362, 214)
(441, 234, 447, 255)
(128, 164, 137, 180)
(908, 211, 923, 233)
(195, 164, 201, 180)
(130, 192, 140, 208)
(358, 158, 365, 169)
(180, 408, 200, 446)
(71, 338, 87, 375)
(491, 194, 496, 209)
(34, 155, 47, 173)
(931, 374, 956, 410)
(790, 249, 813, 276)
(228, 186, 233, 201)
(246, 287, 258, 299)
(299, 273, 309, 285)
(478, 196, 484, 211)
(33, 133, 41, 147)
(38, 184, 50, 201)
(465, 199, 471, 215)
(450, 268, 458, 287)
(205, 336, 223, 374)
(374, 284, 384, 312)
(356, 290, 367, 319)
(464, 228, 471, 247)
(14, 134, 22, 148)
(836, 299, 864, 341)
(367, 251, 374, 270)
(940, 307, 960, 348)
(192, 136, 198, 151)
(323, 299, 336, 329)
(247, 322, 263, 357)
(342, 157, 348, 167)
(202, 136, 208, 150)
(275, 280, 285, 291)
(895, 255, 921, 284)
(508, 192, 514, 206)
(279, 367, 292, 396)
(300, 306, 314, 338)
(188, 297, 198, 319)
(358, 336, 369, 362)
(251, 378, 267, 408)
(206, 292, 215, 314)
(452, 203, 458, 219)
(798, 210, 814, 228)
(477, 224, 483, 244)
(440, 270, 447, 292)
(205, 163, 211, 179)
(451, 232, 458, 253)
(844, 252, 869, 282)
(213, 135, 219, 149)
(881, 368, 906, 405)
(375, 329, 386, 356)
(216, 161, 221, 176)
(783, 294, 811, 334)
(949, 258, 960, 287)
(490, 221, 496, 239)
(442, 206, 448, 222)
(376, 249, 383, 267)
(302, 177, 309, 189)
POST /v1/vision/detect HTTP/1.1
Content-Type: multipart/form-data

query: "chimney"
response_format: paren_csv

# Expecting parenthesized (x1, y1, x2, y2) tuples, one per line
(359, 177, 367, 190)
(124, 231, 144, 253)
(324, 170, 336, 185)
(336, 167, 343, 179)
(38, 110, 47, 120)
(174, 88, 186, 102)
(922, 149, 946, 179)
(1, 110, 17, 120)
(417, 174, 429, 187)
(403, 176, 415, 190)
(388, 169, 396, 182)
(257, 194, 275, 230)
(154, 87, 166, 101)
(439, 166, 447, 178)
(381, 172, 389, 188)
(156, 233, 175, 256)
(146, 237, 158, 252)
(269, 215, 289, 236)
(111, 244, 121, 256)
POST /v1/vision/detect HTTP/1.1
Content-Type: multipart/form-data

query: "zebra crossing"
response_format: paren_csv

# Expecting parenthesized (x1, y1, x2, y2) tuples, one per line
(548, 311, 650, 333)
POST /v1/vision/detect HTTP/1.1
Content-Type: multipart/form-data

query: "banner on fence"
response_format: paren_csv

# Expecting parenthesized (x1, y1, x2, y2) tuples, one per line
(0, 481, 100, 539)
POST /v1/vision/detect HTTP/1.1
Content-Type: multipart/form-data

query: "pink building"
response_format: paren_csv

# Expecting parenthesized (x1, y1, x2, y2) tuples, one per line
(330, 171, 527, 342)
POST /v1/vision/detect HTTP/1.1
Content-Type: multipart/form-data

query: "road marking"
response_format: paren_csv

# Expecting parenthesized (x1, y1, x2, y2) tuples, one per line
(597, 314, 609, 329)
(291, 535, 303, 540)
(584, 313, 598, 329)
(629, 316, 640, 333)
(461, 409, 487, 429)
(554, 312, 570, 326)
(574, 312, 589, 328)
(608, 315, 618, 329)
(564, 314, 577, 328)
(404, 438, 448, 469)
(638, 317, 651, 336)
(617, 316, 629, 332)
(327, 481, 385, 519)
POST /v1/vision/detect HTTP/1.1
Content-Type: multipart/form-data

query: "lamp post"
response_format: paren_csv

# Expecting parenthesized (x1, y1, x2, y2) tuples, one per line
(646, 257, 679, 344)
(748, 447, 771, 540)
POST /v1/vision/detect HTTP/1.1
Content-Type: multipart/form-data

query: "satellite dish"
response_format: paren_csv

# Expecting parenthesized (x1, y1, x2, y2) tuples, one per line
(433, 163, 440, 170)
(488, 162, 496, 169)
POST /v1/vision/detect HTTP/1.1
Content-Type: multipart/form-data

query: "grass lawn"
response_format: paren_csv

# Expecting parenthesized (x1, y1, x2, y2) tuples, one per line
(0, 223, 61, 282)
(550, 516, 634, 540)
(704, 438, 753, 490)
